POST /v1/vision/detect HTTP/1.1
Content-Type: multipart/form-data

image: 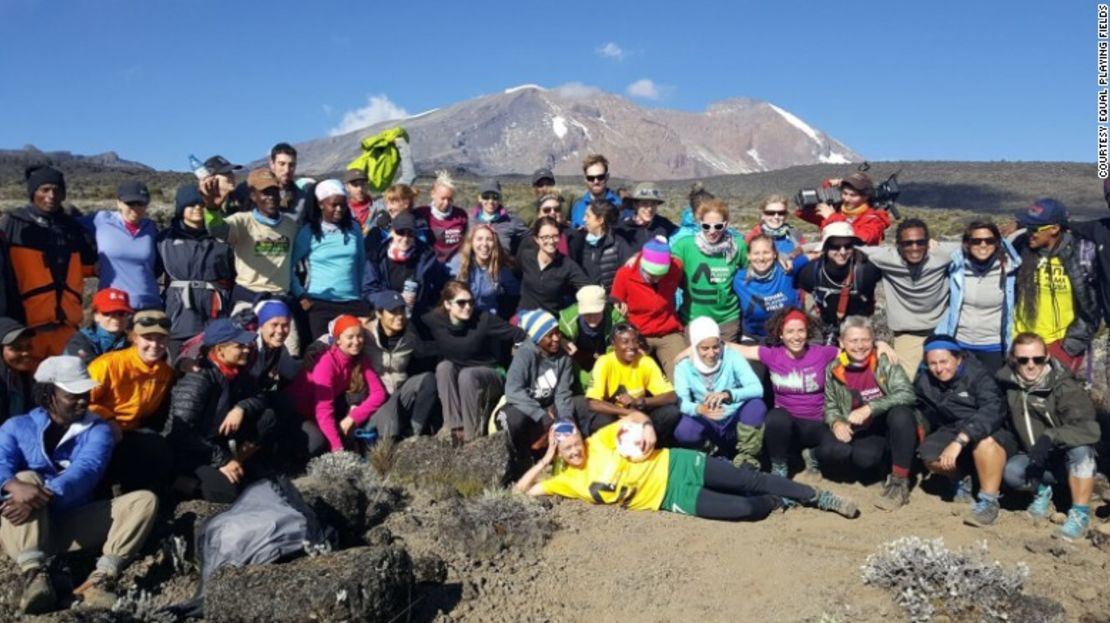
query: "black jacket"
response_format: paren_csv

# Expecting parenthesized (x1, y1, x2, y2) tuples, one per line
(794, 252, 881, 341)
(516, 250, 594, 314)
(418, 310, 525, 368)
(362, 239, 446, 318)
(157, 219, 234, 340)
(914, 356, 1006, 443)
(164, 359, 268, 471)
(1012, 230, 1100, 356)
(616, 215, 678, 252)
(567, 230, 633, 292)
(1070, 217, 1110, 324)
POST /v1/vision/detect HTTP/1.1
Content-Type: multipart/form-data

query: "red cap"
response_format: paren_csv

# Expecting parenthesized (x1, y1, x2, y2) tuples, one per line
(92, 288, 134, 315)
(332, 314, 362, 340)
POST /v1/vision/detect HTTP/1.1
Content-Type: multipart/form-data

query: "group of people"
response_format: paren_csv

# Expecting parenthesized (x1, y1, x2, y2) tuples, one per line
(1, 140, 1108, 614)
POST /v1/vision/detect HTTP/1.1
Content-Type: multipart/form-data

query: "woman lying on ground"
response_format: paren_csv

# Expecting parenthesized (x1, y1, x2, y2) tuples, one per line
(513, 415, 859, 521)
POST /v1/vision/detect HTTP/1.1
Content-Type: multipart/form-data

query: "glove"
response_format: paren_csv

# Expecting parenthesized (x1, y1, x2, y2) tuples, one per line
(1024, 435, 1054, 484)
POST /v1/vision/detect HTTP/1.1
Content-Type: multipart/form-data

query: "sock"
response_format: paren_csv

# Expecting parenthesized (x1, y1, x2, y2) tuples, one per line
(978, 491, 999, 504)
(891, 465, 910, 479)
(1072, 504, 1090, 515)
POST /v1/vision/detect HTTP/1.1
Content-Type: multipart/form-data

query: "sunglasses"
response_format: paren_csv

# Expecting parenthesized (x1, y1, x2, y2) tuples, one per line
(124, 201, 149, 209)
(585, 174, 608, 183)
(700, 222, 726, 231)
(451, 298, 474, 308)
(967, 237, 997, 246)
(539, 206, 559, 214)
(1015, 356, 1048, 365)
(135, 316, 171, 329)
(827, 243, 854, 252)
(763, 210, 787, 217)
(897, 239, 927, 248)
(393, 229, 415, 238)
(480, 193, 500, 201)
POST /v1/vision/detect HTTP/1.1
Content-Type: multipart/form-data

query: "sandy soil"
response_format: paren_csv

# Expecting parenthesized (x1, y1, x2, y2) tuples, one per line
(430, 473, 1110, 623)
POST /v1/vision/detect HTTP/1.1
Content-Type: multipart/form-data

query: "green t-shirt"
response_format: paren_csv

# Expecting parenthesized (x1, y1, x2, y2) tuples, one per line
(671, 235, 747, 323)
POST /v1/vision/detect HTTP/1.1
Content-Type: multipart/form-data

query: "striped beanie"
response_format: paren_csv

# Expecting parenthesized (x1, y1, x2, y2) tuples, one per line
(640, 236, 671, 277)
(520, 309, 559, 344)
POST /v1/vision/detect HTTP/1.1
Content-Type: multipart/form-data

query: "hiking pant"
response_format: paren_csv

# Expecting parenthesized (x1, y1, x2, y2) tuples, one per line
(103, 428, 175, 495)
(305, 299, 372, 341)
(369, 372, 438, 439)
(231, 286, 303, 356)
(673, 399, 767, 451)
(893, 332, 928, 379)
(763, 408, 834, 465)
(0, 472, 157, 573)
(436, 361, 503, 442)
(585, 404, 681, 447)
(965, 349, 1005, 375)
(814, 406, 918, 476)
(643, 331, 686, 382)
(500, 396, 591, 464)
(1003, 445, 1098, 491)
(693, 456, 816, 521)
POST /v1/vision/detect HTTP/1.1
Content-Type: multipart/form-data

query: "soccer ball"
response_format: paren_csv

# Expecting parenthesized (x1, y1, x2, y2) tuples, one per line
(616, 421, 647, 460)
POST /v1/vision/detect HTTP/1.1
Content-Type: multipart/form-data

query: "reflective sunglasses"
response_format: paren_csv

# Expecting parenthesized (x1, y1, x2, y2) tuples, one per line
(1015, 356, 1048, 365)
(700, 222, 726, 231)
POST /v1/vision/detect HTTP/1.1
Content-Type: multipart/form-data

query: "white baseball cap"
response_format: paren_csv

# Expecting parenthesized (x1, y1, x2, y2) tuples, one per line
(33, 356, 99, 394)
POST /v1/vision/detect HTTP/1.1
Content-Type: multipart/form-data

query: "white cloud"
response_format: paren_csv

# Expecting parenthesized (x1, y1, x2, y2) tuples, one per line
(596, 42, 626, 61)
(554, 82, 605, 99)
(626, 79, 668, 100)
(329, 95, 409, 136)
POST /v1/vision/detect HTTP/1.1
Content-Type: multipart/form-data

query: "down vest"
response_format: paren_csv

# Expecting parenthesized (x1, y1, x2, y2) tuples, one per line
(567, 230, 632, 292)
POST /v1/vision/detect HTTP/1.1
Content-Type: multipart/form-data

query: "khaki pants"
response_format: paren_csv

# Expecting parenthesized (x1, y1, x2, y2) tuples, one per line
(893, 332, 927, 379)
(0, 472, 158, 572)
(644, 332, 687, 382)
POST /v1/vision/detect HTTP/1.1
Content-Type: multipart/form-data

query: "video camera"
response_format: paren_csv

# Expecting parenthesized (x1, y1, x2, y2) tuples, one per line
(793, 162, 903, 220)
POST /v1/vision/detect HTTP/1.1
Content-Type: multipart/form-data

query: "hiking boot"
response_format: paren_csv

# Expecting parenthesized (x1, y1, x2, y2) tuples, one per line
(73, 570, 119, 609)
(963, 495, 1000, 527)
(812, 489, 860, 519)
(770, 462, 789, 479)
(801, 448, 821, 475)
(952, 474, 974, 505)
(731, 422, 763, 471)
(874, 475, 911, 511)
(1053, 508, 1091, 542)
(1026, 484, 1054, 520)
(19, 567, 56, 615)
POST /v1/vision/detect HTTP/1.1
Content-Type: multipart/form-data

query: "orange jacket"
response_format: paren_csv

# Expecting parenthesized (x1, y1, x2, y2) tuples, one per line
(88, 347, 174, 431)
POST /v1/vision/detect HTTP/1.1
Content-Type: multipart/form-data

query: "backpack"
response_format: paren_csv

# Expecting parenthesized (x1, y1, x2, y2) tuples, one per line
(166, 478, 334, 618)
(346, 127, 410, 193)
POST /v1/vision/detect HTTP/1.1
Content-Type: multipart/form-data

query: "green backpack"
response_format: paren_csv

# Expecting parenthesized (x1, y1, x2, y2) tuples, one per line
(346, 127, 409, 193)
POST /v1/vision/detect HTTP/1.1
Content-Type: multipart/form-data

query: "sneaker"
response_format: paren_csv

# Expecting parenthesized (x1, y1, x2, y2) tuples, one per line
(952, 475, 974, 504)
(19, 567, 56, 615)
(770, 462, 789, 479)
(801, 448, 821, 475)
(963, 495, 1000, 527)
(813, 489, 860, 519)
(1053, 508, 1091, 542)
(1026, 484, 1054, 520)
(874, 475, 911, 511)
(73, 570, 119, 609)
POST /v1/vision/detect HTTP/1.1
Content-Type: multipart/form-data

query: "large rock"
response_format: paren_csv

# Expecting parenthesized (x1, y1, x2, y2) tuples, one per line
(204, 545, 413, 623)
(389, 432, 512, 496)
(293, 474, 367, 548)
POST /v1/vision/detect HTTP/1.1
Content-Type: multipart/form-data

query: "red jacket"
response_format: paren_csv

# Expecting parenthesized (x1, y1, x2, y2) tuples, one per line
(611, 256, 684, 337)
(795, 206, 891, 246)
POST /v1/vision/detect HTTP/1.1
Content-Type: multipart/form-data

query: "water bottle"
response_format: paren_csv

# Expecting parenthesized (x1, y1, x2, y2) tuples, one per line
(403, 279, 418, 318)
(189, 154, 210, 179)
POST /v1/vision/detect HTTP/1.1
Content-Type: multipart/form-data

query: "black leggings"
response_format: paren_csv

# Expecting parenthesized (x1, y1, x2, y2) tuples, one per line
(103, 429, 175, 495)
(694, 457, 817, 521)
(762, 408, 833, 464)
(815, 406, 918, 474)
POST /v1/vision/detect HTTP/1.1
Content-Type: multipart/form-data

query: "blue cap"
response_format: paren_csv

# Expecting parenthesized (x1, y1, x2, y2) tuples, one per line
(370, 290, 405, 311)
(203, 319, 256, 346)
(254, 299, 291, 327)
(1015, 198, 1068, 228)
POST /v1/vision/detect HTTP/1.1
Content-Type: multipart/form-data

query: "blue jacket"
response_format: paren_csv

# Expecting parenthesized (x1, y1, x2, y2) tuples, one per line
(570, 189, 623, 230)
(362, 238, 447, 317)
(673, 349, 763, 418)
(84, 211, 162, 310)
(0, 407, 114, 513)
(934, 239, 1021, 353)
(291, 223, 366, 302)
(732, 255, 808, 339)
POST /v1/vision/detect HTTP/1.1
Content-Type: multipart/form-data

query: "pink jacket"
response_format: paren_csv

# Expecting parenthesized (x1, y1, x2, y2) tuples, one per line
(290, 346, 387, 452)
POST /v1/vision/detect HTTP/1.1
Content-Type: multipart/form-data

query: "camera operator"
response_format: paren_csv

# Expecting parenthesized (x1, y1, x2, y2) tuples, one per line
(795, 172, 891, 245)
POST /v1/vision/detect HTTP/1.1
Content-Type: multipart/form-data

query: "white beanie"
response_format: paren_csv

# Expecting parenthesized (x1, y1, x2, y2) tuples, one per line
(314, 179, 347, 202)
(687, 316, 722, 375)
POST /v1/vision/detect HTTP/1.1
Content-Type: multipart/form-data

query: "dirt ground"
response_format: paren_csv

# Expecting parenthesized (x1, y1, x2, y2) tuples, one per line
(430, 472, 1110, 623)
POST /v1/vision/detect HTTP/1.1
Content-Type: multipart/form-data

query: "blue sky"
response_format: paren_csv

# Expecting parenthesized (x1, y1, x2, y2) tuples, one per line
(0, 0, 1093, 170)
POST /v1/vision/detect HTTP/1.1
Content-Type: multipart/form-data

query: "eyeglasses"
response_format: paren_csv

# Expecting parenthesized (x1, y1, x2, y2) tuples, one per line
(537, 234, 559, 242)
(700, 222, 726, 231)
(897, 239, 927, 248)
(967, 237, 997, 246)
(585, 174, 608, 183)
(763, 210, 787, 217)
(451, 298, 474, 308)
(827, 244, 854, 252)
(480, 193, 500, 201)
(135, 316, 171, 329)
(1015, 356, 1048, 365)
